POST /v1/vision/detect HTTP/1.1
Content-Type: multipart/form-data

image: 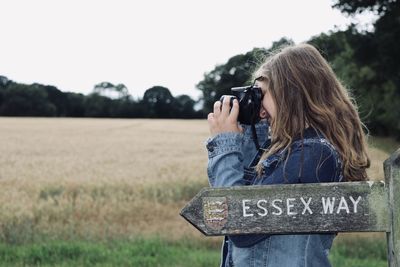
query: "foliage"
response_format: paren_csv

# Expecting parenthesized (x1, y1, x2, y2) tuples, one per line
(175, 94, 198, 118)
(0, 236, 387, 267)
(142, 86, 176, 118)
(0, 0, 398, 137)
(0, 82, 56, 116)
(0, 78, 201, 119)
(330, 0, 400, 138)
(196, 37, 293, 113)
(332, 0, 395, 15)
(195, 0, 399, 138)
(93, 82, 129, 99)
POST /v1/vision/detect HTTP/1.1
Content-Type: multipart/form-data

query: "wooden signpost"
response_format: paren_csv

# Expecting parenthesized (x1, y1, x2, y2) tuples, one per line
(180, 149, 400, 266)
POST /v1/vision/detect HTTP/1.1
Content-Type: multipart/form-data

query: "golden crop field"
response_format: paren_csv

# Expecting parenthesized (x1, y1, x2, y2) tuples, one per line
(0, 117, 392, 245)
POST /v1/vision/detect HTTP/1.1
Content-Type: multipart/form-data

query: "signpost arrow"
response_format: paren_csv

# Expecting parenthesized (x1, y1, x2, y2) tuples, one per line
(180, 181, 389, 236)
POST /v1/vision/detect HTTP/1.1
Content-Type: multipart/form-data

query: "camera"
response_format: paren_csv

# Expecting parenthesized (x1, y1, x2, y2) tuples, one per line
(219, 84, 263, 125)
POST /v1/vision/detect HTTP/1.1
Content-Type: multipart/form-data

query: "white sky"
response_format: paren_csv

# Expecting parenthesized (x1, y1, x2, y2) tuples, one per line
(0, 0, 375, 100)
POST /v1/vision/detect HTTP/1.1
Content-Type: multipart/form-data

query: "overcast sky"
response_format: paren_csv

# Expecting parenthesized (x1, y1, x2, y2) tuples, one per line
(1, 0, 375, 100)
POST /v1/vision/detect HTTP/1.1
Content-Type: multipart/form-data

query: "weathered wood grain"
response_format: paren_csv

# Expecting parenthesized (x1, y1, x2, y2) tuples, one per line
(385, 148, 400, 267)
(180, 181, 389, 236)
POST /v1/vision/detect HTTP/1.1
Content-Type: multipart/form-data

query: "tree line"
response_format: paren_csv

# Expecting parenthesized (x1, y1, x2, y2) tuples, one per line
(0, 0, 399, 138)
(0, 79, 202, 119)
(197, 0, 400, 139)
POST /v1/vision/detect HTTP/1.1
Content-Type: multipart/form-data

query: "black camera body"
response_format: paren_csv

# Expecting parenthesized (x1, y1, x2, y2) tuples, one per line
(220, 84, 263, 125)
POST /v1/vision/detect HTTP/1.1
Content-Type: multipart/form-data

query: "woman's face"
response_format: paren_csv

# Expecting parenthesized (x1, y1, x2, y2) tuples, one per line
(257, 81, 276, 124)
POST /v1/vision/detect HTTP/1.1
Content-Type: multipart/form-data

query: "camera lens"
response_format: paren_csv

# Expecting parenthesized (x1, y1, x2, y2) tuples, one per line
(231, 85, 263, 125)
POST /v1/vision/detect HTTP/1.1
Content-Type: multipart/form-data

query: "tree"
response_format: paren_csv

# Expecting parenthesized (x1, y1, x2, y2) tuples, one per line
(333, 0, 395, 15)
(142, 86, 176, 118)
(65, 92, 86, 117)
(84, 93, 113, 117)
(33, 84, 69, 116)
(175, 94, 197, 118)
(197, 38, 293, 114)
(197, 49, 263, 114)
(0, 83, 56, 116)
(93, 82, 130, 99)
(331, 0, 400, 138)
(0, 77, 6, 107)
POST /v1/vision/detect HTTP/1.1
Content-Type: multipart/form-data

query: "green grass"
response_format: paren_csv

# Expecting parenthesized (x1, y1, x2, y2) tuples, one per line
(0, 236, 388, 267)
(329, 237, 387, 267)
(0, 237, 220, 267)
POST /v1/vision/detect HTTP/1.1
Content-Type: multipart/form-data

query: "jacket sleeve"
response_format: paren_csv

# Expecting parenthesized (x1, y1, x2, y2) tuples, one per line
(205, 121, 270, 188)
(205, 132, 246, 187)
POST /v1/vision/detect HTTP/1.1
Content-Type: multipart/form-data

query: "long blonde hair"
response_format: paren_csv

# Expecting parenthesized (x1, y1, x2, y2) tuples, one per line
(255, 43, 370, 181)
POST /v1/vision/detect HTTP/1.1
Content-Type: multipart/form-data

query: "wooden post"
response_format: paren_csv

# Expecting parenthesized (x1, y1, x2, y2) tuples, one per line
(385, 148, 400, 267)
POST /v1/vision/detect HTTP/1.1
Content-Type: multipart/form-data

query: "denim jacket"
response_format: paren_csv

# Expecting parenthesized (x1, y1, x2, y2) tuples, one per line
(205, 121, 343, 267)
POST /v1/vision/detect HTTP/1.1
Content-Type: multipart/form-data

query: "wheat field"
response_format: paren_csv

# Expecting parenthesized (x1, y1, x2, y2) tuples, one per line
(0, 117, 392, 245)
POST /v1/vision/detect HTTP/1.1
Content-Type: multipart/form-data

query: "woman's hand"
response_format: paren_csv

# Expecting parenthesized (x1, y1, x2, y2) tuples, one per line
(207, 96, 243, 137)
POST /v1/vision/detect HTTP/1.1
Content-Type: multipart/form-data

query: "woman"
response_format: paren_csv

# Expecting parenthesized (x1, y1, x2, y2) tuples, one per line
(206, 43, 370, 267)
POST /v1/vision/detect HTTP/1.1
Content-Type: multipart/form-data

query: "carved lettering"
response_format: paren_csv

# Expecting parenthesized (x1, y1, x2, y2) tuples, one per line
(257, 199, 268, 216)
(239, 196, 363, 218)
(286, 198, 297, 216)
(337, 196, 350, 214)
(349, 196, 362, 213)
(271, 199, 283, 215)
(242, 199, 253, 217)
(300, 197, 313, 215)
(322, 197, 336, 214)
